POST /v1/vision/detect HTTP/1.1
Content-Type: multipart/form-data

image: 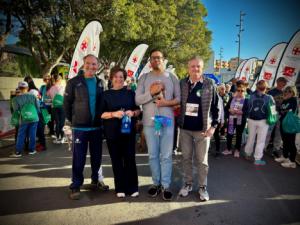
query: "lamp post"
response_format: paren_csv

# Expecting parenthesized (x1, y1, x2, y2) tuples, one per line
(236, 11, 246, 67)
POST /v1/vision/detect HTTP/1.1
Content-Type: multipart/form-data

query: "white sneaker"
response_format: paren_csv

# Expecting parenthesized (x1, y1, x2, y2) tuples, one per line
(116, 192, 125, 198)
(199, 186, 209, 201)
(130, 192, 139, 197)
(179, 183, 193, 197)
(281, 160, 297, 169)
(53, 138, 62, 144)
(222, 149, 232, 155)
(234, 150, 240, 158)
(275, 156, 289, 163)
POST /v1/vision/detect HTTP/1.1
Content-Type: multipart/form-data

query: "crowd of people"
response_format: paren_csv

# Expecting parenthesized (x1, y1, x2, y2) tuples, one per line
(9, 50, 299, 202)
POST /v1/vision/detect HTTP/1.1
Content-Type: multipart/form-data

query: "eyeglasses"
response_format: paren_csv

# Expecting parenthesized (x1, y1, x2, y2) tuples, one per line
(284, 90, 292, 93)
(150, 56, 163, 60)
(237, 89, 245, 92)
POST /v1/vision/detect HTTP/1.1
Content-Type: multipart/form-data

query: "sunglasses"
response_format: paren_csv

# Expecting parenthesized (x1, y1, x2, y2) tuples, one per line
(237, 89, 245, 92)
(284, 90, 292, 93)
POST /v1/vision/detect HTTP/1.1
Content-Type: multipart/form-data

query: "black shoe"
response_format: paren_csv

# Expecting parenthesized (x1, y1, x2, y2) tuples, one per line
(69, 188, 80, 200)
(214, 152, 221, 158)
(89, 181, 109, 191)
(162, 187, 173, 201)
(148, 185, 161, 197)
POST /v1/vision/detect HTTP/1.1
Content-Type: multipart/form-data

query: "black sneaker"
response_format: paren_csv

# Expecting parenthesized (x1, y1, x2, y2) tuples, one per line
(162, 187, 173, 201)
(89, 181, 109, 191)
(69, 188, 80, 200)
(148, 185, 161, 197)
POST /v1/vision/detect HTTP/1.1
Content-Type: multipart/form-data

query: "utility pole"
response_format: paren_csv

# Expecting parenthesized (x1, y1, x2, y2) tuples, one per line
(219, 47, 223, 83)
(236, 11, 246, 66)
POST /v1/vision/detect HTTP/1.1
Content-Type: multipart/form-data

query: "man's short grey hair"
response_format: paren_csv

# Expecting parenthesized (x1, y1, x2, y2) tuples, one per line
(188, 56, 204, 65)
(83, 54, 100, 64)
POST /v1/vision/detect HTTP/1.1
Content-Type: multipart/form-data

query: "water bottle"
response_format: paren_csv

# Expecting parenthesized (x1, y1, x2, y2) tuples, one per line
(121, 115, 131, 134)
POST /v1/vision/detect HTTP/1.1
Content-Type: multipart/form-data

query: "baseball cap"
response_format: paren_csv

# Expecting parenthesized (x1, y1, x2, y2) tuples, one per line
(18, 81, 28, 88)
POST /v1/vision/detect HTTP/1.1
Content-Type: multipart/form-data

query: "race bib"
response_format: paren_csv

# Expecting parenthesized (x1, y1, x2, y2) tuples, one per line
(185, 103, 199, 117)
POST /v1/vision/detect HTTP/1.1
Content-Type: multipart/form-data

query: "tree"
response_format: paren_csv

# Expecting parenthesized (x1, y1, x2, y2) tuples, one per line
(3, 0, 211, 78)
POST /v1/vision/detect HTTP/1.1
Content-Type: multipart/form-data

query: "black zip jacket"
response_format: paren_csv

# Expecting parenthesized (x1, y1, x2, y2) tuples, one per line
(64, 73, 104, 128)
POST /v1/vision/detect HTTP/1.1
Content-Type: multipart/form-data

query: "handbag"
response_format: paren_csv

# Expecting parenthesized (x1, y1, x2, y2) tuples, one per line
(282, 110, 300, 133)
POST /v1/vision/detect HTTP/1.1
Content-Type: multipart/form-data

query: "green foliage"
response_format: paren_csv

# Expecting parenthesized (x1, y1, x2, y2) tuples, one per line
(16, 55, 41, 77)
(6, 0, 211, 78)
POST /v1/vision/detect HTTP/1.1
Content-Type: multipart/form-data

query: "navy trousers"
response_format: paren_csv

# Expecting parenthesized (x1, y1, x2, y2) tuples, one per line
(70, 129, 102, 190)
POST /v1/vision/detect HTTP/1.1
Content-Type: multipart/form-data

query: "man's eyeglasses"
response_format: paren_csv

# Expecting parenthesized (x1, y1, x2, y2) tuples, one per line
(237, 89, 245, 92)
(150, 56, 163, 60)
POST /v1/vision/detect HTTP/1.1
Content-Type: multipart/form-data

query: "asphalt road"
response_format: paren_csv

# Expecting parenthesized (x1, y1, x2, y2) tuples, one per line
(0, 137, 299, 225)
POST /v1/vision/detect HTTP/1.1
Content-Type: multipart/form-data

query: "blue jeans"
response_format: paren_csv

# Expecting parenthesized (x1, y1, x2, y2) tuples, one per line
(16, 122, 38, 153)
(143, 125, 174, 189)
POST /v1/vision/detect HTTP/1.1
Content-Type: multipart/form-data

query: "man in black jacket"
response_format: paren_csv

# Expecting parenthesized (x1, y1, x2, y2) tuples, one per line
(64, 54, 104, 200)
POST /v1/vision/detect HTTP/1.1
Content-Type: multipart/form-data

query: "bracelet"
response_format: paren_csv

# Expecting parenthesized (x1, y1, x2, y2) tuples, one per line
(111, 112, 113, 118)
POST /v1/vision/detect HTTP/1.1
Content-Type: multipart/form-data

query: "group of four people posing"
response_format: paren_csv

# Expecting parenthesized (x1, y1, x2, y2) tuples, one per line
(64, 49, 220, 201)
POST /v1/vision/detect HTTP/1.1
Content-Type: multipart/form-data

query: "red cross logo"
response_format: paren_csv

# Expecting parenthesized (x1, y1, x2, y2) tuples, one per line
(269, 58, 276, 64)
(127, 70, 134, 77)
(263, 72, 272, 80)
(80, 40, 88, 51)
(283, 66, 295, 77)
(292, 47, 300, 56)
(132, 56, 138, 63)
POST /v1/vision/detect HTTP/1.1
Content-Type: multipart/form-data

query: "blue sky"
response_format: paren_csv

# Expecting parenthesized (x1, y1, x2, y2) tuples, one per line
(202, 0, 300, 61)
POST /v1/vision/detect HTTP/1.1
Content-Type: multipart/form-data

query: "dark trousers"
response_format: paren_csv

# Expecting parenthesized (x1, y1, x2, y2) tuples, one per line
(46, 107, 54, 135)
(106, 134, 138, 194)
(227, 119, 246, 151)
(280, 125, 297, 162)
(53, 107, 65, 139)
(70, 129, 102, 189)
(213, 123, 221, 152)
(36, 114, 46, 147)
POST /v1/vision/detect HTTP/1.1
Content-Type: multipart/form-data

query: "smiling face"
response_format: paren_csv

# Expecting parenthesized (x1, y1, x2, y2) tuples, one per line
(112, 71, 125, 89)
(83, 55, 99, 77)
(188, 58, 204, 80)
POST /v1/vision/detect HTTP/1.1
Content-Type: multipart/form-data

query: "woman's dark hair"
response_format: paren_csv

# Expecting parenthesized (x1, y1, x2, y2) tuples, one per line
(109, 66, 127, 81)
(24, 75, 38, 91)
(53, 73, 62, 82)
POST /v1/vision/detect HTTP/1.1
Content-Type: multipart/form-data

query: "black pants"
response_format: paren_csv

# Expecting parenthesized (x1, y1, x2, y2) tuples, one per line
(213, 123, 221, 153)
(46, 107, 55, 135)
(227, 119, 246, 151)
(36, 116, 46, 147)
(280, 125, 297, 162)
(70, 129, 102, 189)
(106, 134, 138, 195)
(53, 107, 65, 139)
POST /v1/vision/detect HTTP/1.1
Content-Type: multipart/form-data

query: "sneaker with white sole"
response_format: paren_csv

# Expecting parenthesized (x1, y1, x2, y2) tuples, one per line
(281, 160, 296, 169)
(199, 186, 209, 201)
(222, 149, 232, 155)
(130, 192, 139, 197)
(275, 156, 289, 163)
(254, 159, 266, 166)
(10, 152, 22, 158)
(116, 192, 125, 198)
(234, 150, 240, 158)
(29, 150, 37, 155)
(179, 183, 193, 197)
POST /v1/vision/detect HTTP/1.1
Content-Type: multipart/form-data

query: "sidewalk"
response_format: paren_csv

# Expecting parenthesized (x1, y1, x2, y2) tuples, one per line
(0, 137, 300, 225)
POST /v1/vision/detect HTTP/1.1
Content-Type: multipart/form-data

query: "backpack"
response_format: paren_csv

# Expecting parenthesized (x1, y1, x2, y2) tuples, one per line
(20, 103, 38, 122)
(52, 93, 64, 108)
